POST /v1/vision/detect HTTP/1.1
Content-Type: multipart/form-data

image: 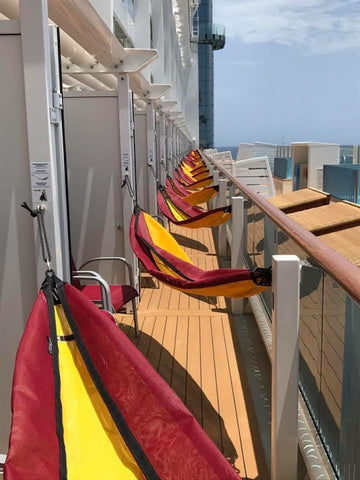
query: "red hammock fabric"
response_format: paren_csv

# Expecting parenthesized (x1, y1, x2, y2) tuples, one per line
(130, 207, 271, 297)
(157, 185, 231, 228)
(173, 170, 213, 190)
(166, 176, 191, 196)
(5, 279, 241, 480)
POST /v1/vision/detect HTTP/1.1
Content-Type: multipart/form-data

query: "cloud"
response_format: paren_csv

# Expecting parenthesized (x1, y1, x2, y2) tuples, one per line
(214, 0, 360, 54)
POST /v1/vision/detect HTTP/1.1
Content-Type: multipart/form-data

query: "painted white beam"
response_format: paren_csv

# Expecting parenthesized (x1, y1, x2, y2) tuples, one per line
(19, 0, 70, 282)
(218, 179, 227, 256)
(118, 74, 138, 293)
(231, 197, 245, 314)
(62, 73, 93, 91)
(166, 120, 174, 176)
(63, 49, 158, 74)
(48, 0, 127, 66)
(271, 255, 300, 480)
(146, 100, 157, 216)
(159, 113, 167, 184)
(168, 110, 182, 119)
(158, 100, 178, 111)
(130, 74, 171, 100)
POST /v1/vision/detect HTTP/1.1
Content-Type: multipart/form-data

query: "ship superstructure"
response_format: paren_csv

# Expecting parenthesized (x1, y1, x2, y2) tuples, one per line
(0, 1, 359, 480)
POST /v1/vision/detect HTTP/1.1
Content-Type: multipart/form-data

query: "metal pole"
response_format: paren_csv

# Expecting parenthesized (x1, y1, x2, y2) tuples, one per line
(271, 255, 300, 480)
(218, 178, 227, 257)
(231, 197, 244, 314)
(159, 113, 167, 185)
(20, 0, 70, 282)
(208, 169, 219, 210)
(146, 100, 157, 216)
(118, 73, 138, 292)
(167, 119, 173, 177)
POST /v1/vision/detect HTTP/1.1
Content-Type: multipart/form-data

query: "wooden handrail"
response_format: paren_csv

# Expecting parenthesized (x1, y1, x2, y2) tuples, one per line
(206, 154, 360, 304)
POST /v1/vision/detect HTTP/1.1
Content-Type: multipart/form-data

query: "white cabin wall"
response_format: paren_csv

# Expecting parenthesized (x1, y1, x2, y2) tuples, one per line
(113, 0, 135, 40)
(133, 0, 150, 48)
(151, 0, 165, 83)
(184, 44, 199, 143)
(0, 34, 38, 452)
(63, 94, 125, 284)
(88, 0, 113, 30)
(132, 0, 151, 81)
(82, 0, 199, 145)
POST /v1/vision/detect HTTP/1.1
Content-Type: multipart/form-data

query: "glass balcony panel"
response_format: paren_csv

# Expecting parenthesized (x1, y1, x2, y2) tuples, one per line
(338, 298, 360, 479)
(210, 167, 360, 480)
(321, 275, 346, 475)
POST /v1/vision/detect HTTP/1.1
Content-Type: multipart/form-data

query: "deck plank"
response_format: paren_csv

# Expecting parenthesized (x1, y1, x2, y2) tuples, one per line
(114, 223, 268, 478)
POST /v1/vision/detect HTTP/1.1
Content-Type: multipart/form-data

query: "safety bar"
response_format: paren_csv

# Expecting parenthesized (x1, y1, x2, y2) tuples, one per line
(79, 256, 135, 288)
(72, 271, 112, 312)
(77, 258, 139, 335)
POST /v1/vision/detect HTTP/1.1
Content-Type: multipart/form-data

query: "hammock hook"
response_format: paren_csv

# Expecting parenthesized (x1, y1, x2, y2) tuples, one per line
(121, 175, 137, 207)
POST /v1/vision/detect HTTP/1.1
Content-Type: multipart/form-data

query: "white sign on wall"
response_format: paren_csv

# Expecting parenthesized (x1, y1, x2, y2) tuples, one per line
(31, 162, 52, 203)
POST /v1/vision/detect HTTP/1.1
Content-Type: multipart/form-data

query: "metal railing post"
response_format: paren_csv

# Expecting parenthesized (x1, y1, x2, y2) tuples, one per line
(159, 113, 167, 185)
(231, 196, 244, 314)
(218, 178, 227, 256)
(271, 255, 300, 480)
(208, 169, 218, 210)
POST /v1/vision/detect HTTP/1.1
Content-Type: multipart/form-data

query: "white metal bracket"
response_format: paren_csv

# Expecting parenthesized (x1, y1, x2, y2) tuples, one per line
(65, 48, 158, 74)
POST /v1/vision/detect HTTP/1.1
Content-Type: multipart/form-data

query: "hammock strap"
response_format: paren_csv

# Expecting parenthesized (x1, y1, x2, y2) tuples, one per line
(121, 175, 137, 207)
(21, 202, 52, 272)
(250, 267, 272, 286)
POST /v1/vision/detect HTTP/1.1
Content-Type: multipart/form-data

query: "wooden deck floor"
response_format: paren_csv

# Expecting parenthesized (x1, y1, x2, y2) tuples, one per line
(115, 224, 268, 480)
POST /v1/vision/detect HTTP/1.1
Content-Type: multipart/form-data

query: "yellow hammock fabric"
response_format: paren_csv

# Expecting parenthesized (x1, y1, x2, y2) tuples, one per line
(130, 208, 272, 298)
(183, 186, 219, 205)
(55, 305, 143, 480)
(157, 186, 231, 228)
(5, 275, 242, 479)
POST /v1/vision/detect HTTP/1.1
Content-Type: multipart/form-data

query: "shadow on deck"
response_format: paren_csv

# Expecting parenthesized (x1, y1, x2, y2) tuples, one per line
(115, 224, 269, 479)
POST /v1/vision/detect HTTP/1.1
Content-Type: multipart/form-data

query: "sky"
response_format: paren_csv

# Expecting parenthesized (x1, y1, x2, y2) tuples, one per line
(213, 0, 360, 147)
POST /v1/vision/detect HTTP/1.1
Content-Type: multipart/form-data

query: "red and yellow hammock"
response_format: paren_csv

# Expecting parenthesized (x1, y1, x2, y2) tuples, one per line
(166, 177, 219, 205)
(157, 185, 231, 228)
(130, 207, 271, 298)
(5, 275, 241, 480)
(173, 169, 213, 190)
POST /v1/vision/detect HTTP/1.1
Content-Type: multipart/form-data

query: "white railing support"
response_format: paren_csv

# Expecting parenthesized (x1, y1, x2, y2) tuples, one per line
(208, 169, 219, 210)
(20, 0, 71, 283)
(166, 119, 173, 177)
(218, 178, 227, 256)
(146, 100, 157, 216)
(159, 113, 167, 185)
(231, 196, 245, 314)
(271, 255, 300, 480)
(118, 73, 138, 296)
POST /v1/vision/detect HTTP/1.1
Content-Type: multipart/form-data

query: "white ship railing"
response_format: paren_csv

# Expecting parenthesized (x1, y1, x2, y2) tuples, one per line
(203, 151, 360, 480)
